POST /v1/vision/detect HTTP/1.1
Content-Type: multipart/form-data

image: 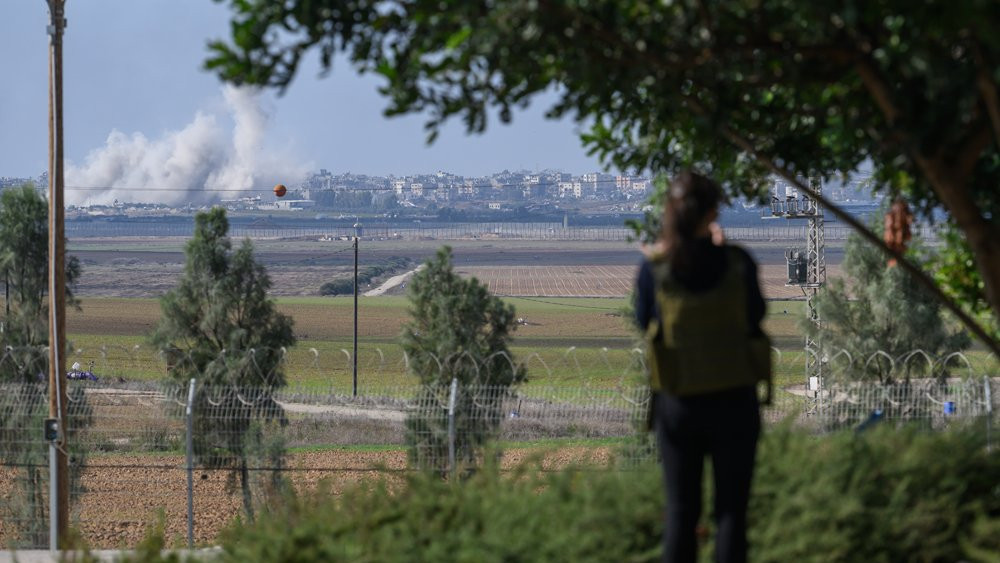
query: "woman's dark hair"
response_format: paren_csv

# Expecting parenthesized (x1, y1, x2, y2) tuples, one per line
(662, 171, 724, 271)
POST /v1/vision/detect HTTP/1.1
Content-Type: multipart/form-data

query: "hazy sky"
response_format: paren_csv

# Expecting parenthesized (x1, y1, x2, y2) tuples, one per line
(0, 1, 602, 181)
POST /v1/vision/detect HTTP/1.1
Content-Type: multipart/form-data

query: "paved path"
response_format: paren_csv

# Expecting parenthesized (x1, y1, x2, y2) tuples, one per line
(363, 265, 424, 296)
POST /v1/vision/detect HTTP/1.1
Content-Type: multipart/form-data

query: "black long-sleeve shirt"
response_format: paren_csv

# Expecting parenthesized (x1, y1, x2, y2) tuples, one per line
(635, 239, 765, 337)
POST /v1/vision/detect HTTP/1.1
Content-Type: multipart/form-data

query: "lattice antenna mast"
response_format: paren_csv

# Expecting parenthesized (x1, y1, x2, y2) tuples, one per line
(804, 177, 827, 390)
(765, 176, 827, 392)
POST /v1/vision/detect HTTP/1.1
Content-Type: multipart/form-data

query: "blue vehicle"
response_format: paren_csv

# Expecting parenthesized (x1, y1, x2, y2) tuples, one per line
(67, 361, 98, 382)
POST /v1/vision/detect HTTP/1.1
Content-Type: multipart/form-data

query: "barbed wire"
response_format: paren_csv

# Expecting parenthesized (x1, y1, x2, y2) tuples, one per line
(0, 348, 995, 550)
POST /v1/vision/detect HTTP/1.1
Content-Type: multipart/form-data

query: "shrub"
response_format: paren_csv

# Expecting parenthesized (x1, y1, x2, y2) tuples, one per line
(130, 427, 1000, 562)
(217, 463, 663, 563)
(749, 426, 1000, 562)
(319, 278, 354, 296)
(401, 247, 525, 475)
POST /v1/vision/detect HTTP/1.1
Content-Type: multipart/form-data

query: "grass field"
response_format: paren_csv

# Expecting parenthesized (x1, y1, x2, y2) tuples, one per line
(55, 294, 858, 391)
(58, 294, 997, 391)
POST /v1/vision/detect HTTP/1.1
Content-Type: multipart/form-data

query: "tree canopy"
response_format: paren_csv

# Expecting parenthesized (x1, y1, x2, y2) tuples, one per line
(401, 246, 524, 386)
(400, 246, 524, 474)
(152, 207, 295, 386)
(0, 185, 89, 546)
(151, 207, 295, 519)
(207, 0, 1000, 349)
(0, 184, 81, 356)
(811, 214, 970, 382)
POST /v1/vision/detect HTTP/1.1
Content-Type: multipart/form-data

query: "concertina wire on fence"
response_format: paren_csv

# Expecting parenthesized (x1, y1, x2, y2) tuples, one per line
(0, 345, 996, 548)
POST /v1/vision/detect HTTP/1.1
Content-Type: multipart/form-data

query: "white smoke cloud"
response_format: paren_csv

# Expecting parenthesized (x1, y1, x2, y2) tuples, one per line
(67, 86, 310, 207)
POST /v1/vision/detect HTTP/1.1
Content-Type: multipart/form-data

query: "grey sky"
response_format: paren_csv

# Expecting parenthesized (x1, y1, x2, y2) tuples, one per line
(0, 1, 602, 180)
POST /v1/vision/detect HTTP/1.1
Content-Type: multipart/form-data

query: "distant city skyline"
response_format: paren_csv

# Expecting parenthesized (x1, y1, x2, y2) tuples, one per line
(0, 1, 604, 181)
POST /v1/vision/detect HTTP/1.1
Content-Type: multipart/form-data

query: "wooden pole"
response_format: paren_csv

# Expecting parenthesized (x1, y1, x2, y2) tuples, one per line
(46, 0, 69, 547)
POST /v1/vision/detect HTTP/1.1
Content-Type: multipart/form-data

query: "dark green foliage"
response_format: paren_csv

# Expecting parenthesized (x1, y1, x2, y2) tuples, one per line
(0, 184, 81, 353)
(0, 185, 88, 547)
(934, 222, 1000, 341)
(402, 248, 523, 387)
(201, 428, 999, 562)
(151, 208, 295, 386)
(750, 427, 1000, 563)
(319, 278, 354, 296)
(207, 0, 1000, 340)
(151, 208, 295, 521)
(217, 463, 663, 563)
(402, 247, 525, 474)
(812, 212, 970, 383)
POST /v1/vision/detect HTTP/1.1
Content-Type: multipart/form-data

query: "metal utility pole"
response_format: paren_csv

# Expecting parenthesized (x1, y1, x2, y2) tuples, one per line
(45, 0, 69, 549)
(352, 235, 359, 396)
(767, 176, 827, 392)
(803, 177, 827, 390)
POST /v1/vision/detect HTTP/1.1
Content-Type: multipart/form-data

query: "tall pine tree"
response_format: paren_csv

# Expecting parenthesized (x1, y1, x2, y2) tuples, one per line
(401, 247, 525, 475)
(811, 214, 970, 383)
(152, 208, 294, 520)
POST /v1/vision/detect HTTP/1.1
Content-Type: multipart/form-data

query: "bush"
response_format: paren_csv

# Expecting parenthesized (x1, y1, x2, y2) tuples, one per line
(401, 248, 525, 475)
(217, 463, 663, 563)
(133, 428, 1000, 562)
(749, 426, 1000, 562)
(319, 278, 354, 296)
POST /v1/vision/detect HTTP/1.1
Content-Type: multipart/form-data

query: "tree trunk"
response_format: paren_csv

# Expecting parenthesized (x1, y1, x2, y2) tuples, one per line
(239, 458, 255, 523)
(959, 219, 1000, 319)
(918, 162, 1000, 330)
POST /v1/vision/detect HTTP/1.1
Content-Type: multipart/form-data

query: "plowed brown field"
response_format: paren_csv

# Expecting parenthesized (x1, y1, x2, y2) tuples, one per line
(1, 446, 613, 549)
(459, 264, 843, 299)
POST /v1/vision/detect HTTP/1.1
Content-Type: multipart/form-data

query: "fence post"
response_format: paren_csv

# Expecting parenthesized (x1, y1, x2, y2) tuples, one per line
(447, 377, 458, 480)
(185, 377, 196, 548)
(986, 376, 993, 452)
(49, 437, 57, 552)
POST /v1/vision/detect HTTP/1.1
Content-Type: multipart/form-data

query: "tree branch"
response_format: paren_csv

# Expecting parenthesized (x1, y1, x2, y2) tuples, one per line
(705, 106, 1000, 356)
(951, 120, 993, 181)
(972, 39, 1000, 150)
(854, 57, 901, 123)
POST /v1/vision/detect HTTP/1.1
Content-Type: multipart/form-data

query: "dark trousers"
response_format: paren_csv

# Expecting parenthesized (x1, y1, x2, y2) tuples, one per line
(653, 387, 760, 563)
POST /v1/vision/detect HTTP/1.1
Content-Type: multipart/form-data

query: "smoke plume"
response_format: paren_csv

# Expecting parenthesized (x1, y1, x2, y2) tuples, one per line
(67, 86, 309, 207)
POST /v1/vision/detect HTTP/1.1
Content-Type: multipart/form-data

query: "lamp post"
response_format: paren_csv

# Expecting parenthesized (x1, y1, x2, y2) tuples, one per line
(352, 226, 359, 396)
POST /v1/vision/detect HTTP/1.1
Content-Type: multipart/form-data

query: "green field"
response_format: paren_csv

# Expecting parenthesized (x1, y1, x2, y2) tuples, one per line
(60, 295, 995, 391)
(59, 294, 817, 389)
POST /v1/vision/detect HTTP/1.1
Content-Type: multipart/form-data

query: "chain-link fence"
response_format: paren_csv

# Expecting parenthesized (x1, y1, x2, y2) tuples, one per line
(63, 216, 939, 242)
(0, 349, 996, 549)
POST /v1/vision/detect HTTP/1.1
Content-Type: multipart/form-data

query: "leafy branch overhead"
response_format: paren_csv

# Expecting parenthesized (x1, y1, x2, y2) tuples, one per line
(208, 0, 1000, 342)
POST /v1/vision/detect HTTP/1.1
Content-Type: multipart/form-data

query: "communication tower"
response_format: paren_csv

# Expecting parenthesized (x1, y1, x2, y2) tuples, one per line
(766, 177, 827, 392)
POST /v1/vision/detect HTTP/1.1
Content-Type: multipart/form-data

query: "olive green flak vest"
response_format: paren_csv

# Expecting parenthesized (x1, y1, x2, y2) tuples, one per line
(645, 246, 773, 403)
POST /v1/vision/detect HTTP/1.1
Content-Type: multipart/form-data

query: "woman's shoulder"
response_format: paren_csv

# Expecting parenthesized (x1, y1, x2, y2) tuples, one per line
(723, 243, 757, 267)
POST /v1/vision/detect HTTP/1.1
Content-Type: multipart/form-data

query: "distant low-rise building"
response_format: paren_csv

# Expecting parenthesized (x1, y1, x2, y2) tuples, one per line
(260, 199, 316, 211)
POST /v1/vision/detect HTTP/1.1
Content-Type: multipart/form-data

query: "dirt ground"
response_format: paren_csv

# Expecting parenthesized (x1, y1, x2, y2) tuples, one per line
(68, 238, 842, 300)
(1, 446, 614, 549)
(458, 264, 843, 299)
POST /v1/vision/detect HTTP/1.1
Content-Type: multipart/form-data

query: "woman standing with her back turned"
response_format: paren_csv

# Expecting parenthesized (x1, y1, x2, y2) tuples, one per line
(635, 171, 768, 563)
